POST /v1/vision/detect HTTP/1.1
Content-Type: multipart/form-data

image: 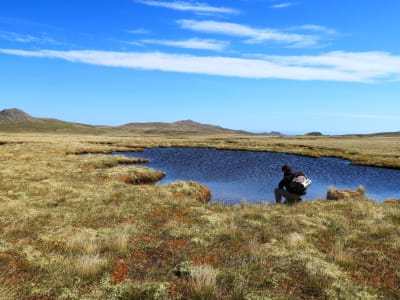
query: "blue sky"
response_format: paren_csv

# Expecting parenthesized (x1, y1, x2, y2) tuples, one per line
(1, 0, 400, 134)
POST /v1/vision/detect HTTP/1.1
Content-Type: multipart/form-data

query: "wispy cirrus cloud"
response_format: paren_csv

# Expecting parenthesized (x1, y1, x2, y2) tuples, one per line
(263, 51, 400, 77)
(178, 19, 318, 47)
(271, 2, 294, 9)
(126, 28, 151, 35)
(1, 48, 400, 82)
(139, 38, 229, 51)
(0, 16, 62, 31)
(135, 0, 239, 15)
(293, 24, 337, 35)
(0, 30, 57, 44)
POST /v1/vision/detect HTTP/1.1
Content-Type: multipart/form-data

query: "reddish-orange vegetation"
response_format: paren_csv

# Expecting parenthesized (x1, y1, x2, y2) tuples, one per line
(165, 239, 192, 257)
(150, 207, 196, 226)
(165, 239, 190, 249)
(199, 185, 212, 203)
(129, 248, 170, 279)
(231, 242, 243, 251)
(149, 208, 167, 217)
(348, 245, 400, 298)
(149, 208, 171, 225)
(191, 255, 220, 266)
(172, 192, 187, 201)
(169, 278, 191, 298)
(118, 171, 165, 184)
(123, 235, 194, 282)
(112, 193, 123, 200)
(0, 251, 31, 289)
(172, 208, 194, 224)
(120, 175, 134, 184)
(384, 198, 400, 204)
(111, 260, 129, 284)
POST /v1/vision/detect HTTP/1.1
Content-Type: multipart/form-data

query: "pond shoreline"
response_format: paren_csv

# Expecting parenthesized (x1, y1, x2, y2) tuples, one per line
(113, 144, 400, 170)
(115, 147, 400, 203)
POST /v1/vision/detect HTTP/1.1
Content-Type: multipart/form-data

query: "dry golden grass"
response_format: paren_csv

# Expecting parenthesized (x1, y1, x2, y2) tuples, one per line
(0, 132, 399, 299)
(189, 264, 219, 299)
(327, 185, 366, 200)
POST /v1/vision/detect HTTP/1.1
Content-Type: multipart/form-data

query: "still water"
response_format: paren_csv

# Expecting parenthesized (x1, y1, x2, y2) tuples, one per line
(117, 147, 399, 204)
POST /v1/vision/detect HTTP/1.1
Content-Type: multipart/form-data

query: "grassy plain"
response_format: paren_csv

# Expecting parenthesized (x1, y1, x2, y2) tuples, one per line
(0, 132, 399, 299)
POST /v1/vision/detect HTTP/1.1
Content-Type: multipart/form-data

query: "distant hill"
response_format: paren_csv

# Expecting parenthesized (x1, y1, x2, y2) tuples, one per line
(305, 131, 323, 136)
(0, 108, 37, 123)
(2, 108, 398, 136)
(368, 131, 400, 137)
(118, 119, 249, 135)
(0, 109, 249, 135)
(0, 108, 107, 134)
(341, 131, 400, 137)
(257, 131, 284, 136)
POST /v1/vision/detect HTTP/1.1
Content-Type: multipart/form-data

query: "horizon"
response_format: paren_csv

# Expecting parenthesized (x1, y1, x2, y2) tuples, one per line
(2, 107, 397, 136)
(1, 1, 400, 135)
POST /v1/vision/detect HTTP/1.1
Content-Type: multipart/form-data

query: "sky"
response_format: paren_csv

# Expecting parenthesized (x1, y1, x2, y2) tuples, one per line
(1, 0, 400, 134)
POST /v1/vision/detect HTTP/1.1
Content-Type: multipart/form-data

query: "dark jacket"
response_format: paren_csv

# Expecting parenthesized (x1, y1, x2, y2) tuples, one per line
(278, 172, 295, 192)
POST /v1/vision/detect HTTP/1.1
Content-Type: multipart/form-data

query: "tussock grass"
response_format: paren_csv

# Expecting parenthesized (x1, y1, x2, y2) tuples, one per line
(189, 264, 219, 300)
(327, 185, 366, 200)
(70, 255, 108, 279)
(66, 229, 101, 254)
(0, 278, 17, 300)
(0, 133, 399, 299)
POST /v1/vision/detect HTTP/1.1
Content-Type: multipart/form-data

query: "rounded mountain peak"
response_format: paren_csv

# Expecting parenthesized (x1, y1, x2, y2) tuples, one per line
(0, 108, 37, 123)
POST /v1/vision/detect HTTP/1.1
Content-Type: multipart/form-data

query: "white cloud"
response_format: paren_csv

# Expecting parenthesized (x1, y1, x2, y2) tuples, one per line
(127, 28, 151, 35)
(0, 30, 57, 44)
(135, 0, 239, 15)
(178, 19, 318, 47)
(1, 48, 400, 82)
(140, 38, 229, 51)
(294, 25, 337, 35)
(271, 2, 294, 9)
(265, 51, 400, 78)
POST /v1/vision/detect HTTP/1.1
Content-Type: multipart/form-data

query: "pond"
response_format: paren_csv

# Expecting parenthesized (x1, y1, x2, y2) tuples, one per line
(116, 147, 400, 204)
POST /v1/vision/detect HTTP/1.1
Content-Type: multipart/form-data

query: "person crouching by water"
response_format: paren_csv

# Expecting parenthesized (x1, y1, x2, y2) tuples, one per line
(275, 164, 301, 204)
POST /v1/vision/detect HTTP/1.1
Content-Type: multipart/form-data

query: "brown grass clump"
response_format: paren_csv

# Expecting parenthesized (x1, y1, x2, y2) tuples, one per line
(326, 185, 366, 200)
(384, 198, 400, 204)
(105, 166, 165, 184)
(165, 181, 212, 203)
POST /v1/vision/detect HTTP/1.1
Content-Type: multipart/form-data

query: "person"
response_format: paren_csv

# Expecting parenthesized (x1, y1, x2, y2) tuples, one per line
(274, 164, 302, 204)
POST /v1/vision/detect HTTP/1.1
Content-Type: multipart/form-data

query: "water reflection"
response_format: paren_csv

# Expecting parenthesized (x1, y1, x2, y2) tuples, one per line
(116, 148, 400, 204)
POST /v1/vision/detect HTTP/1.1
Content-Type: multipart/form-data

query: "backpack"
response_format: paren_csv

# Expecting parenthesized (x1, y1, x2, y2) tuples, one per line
(289, 172, 312, 195)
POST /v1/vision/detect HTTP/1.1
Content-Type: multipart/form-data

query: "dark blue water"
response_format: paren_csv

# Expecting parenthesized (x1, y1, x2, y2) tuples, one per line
(116, 148, 400, 204)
